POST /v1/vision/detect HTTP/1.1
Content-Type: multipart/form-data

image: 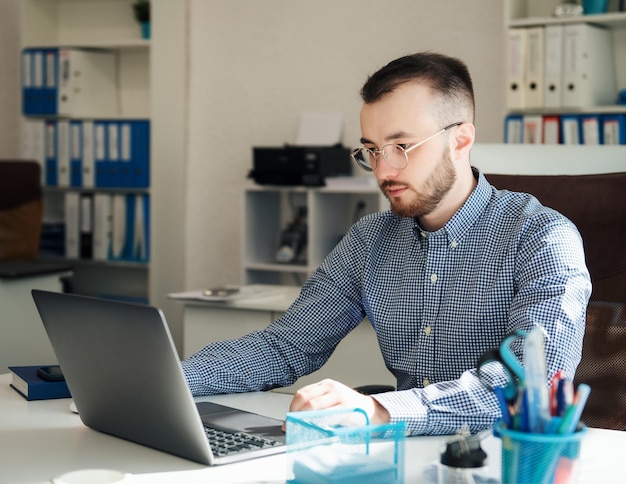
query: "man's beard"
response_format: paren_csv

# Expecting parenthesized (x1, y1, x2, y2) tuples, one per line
(380, 151, 456, 219)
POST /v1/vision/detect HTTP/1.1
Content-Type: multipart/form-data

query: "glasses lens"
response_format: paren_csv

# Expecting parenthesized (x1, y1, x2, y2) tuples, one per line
(352, 148, 375, 171)
(381, 144, 408, 169)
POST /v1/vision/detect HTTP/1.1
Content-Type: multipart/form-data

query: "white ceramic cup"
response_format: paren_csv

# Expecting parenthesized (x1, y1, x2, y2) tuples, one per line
(51, 468, 130, 484)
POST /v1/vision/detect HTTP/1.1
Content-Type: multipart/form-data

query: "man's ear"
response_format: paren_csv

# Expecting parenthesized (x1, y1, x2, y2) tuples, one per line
(451, 122, 475, 160)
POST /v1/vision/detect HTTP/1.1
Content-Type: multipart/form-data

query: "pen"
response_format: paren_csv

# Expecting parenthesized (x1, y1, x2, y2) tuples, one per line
(550, 370, 563, 416)
(558, 383, 591, 434)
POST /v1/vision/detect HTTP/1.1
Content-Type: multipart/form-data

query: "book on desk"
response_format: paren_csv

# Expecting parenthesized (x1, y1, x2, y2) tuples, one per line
(9, 365, 71, 401)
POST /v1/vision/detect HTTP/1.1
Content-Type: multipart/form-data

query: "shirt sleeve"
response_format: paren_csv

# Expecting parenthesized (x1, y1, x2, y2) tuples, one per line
(182, 241, 367, 396)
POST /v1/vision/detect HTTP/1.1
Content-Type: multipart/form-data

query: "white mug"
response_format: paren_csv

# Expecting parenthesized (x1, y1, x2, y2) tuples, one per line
(51, 468, 130, 484)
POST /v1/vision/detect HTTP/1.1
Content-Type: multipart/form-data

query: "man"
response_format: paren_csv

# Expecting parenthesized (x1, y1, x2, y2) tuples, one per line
(182, 52, 591, 435)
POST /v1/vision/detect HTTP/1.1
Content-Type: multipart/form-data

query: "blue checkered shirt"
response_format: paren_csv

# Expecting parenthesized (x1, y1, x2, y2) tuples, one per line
(182, 168, 591, 435)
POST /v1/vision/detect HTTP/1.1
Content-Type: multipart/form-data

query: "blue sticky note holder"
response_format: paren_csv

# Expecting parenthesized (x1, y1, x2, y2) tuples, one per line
(285, 408, 406, 483)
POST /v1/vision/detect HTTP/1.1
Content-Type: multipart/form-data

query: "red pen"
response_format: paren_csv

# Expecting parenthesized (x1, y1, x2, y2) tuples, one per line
(549, 370, 564, 416)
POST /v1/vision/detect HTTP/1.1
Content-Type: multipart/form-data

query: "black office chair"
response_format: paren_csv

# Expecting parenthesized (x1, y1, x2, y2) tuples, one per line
(487, 172, 626, 430)
(0, 160, 43, 261)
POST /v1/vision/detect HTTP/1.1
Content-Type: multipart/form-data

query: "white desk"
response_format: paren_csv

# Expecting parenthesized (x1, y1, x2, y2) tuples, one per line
(179, 285, 396, 393)
(1, 374, 625, 484)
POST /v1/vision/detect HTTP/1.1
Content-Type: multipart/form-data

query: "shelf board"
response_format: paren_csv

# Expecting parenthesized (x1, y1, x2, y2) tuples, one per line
(508, 105, 626, 115)
(23, 39, 150, 50)
(43, 186, 149, 194)
(245, 263, 310, 274)
(509, 12, 626, 28)
(41, 256, 149, 270)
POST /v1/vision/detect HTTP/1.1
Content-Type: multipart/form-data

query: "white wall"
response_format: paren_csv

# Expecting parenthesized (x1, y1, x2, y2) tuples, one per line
(184, 0, 506, 290)
(0, 0, 21, 158)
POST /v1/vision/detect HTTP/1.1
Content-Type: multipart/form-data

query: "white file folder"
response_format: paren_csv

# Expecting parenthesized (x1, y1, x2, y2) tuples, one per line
(562, 24, 616, 107)
(20, 118, 46, 184)
(111, 194, 127, 260)
(525, 27, 545, 109)
(82, 121, 95, 188)
(93, 193, 113, 261)
(58, 48, 119, 117)
(544, 25, 564, 108)
(64, 192, 81, 259)
(56, 120, 70, 187)
(506, 28, 527, 110)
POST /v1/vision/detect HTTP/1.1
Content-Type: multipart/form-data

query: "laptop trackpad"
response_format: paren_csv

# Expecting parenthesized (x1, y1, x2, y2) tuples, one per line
(196, 402, 285, 440)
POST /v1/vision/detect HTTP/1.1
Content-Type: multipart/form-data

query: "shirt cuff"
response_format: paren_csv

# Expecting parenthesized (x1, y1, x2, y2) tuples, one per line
(373, 389, 428, 435)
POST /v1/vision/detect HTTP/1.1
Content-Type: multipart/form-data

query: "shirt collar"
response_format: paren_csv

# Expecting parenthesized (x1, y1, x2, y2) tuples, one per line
(413, 166, 491, 245)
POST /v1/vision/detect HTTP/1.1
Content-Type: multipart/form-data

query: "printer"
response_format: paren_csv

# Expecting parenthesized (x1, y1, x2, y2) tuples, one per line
(249, 145, 352, 186)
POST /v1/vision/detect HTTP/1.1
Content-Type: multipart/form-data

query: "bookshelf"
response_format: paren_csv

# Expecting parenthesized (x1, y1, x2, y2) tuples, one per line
(242, 182, 387, 286)
(20, 0, 151, 301)
(504, 0, 626, 144)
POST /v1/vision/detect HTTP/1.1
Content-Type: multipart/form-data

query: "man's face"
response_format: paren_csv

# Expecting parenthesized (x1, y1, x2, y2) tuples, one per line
(359, 82, 456, 219)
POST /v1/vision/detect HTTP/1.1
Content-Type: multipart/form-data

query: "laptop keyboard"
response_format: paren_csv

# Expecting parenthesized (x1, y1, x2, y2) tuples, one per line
(204, 426, 283, 457)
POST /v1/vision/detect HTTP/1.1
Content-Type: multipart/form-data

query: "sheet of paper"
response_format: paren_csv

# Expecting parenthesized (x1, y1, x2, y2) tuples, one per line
(168, 285, 283, 302)
(295, 112, 343, 146)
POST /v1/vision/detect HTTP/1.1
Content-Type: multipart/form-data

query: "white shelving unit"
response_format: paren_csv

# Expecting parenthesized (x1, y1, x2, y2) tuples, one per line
(20, 0, 151, 301)
(242, 182, 387, 286)
(505, 0, 626, 115)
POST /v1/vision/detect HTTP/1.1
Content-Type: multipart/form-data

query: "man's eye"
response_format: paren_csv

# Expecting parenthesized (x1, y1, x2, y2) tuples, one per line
(396, 144, 411, 150)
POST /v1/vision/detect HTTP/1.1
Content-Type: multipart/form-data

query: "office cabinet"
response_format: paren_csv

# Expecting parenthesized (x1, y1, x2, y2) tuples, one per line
(242, 183, 387, 286)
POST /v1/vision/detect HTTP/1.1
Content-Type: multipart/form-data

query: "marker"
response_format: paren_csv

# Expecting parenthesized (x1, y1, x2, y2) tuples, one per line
(558, 383, 591, 434)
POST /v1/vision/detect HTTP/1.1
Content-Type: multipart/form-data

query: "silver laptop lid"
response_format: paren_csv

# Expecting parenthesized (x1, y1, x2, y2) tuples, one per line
(31, 289, 214, 465)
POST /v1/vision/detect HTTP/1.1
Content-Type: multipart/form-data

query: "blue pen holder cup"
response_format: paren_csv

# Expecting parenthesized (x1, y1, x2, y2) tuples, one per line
(494, 421, 587, 484)
(285, 408, 406, 483)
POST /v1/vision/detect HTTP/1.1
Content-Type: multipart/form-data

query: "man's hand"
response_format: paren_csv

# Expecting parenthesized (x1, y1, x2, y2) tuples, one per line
(281, 379, 390, 431)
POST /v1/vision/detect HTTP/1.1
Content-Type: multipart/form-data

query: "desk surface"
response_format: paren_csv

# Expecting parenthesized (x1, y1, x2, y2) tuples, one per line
(0, 373, 624, 484)
(171, 284, 301, 312)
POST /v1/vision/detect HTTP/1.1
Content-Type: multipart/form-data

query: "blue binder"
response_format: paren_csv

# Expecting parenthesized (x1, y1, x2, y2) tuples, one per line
(69, 120, 83, 187)
(504, 114, 523, 143)
(44, 120, 58, 186)
(22, 49, 46, 115)
(122, 193, 136, 261)
(560, 115, 582, 145)
(129, 120, 150, 188)
(601, 114, 626, 145)
(580, 114, 602, 145)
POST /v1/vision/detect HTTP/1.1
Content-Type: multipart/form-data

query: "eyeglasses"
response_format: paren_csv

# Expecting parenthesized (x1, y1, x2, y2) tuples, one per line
(350, 122, 462, 172)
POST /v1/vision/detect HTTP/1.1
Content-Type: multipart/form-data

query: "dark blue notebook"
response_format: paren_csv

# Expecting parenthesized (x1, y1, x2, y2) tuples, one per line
(8, 365, 71, 401)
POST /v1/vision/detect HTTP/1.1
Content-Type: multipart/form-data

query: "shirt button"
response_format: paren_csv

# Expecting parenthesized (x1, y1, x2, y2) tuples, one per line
(430, 274, 438, 283)
(424, 326, 432, 336)
(450, 240, 458, 248)
(423, 378, 430, 387)
(420, 231, 427, 238)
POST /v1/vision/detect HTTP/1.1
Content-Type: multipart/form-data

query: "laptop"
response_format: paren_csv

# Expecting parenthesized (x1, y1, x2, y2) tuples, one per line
(31, 289, 286, 466)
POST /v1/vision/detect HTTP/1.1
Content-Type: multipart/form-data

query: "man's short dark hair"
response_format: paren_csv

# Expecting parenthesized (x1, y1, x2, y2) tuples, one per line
(360, 52, 475, 124)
